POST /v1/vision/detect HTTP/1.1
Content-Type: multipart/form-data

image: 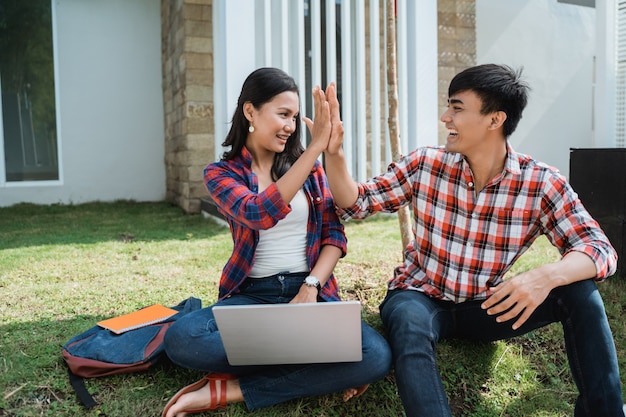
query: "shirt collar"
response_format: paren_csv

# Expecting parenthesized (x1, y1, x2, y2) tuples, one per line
(504, 141, 521, 176)
(240, 146, 253, 167)
(451, 141, 521, 177)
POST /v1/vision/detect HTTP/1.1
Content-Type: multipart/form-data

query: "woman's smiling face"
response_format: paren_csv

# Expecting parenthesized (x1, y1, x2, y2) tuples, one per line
(246, 91, 300, 155)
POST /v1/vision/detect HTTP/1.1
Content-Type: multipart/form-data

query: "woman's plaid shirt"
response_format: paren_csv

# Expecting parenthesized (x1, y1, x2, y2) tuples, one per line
(204, 147, 347, 301)
(338, 144, 617, 303)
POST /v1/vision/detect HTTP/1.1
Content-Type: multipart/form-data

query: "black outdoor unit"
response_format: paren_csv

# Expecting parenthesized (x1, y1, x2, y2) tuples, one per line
(569, 148, 626, 278)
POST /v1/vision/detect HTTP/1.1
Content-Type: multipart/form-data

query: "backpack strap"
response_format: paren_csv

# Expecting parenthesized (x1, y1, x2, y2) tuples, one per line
(68, 368, 97, 409)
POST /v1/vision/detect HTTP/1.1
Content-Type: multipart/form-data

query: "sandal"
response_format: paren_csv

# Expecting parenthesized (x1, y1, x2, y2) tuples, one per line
(354, 384, 369, 397)
(343, 383, 370, 402)
(162, 373, 234, 417)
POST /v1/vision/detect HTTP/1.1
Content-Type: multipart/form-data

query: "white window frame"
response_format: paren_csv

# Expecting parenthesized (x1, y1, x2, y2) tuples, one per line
(0, 0, 63, 188)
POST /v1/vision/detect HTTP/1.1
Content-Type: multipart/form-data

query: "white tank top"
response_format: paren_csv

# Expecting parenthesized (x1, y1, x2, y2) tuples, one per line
(248, 189, 309, 278)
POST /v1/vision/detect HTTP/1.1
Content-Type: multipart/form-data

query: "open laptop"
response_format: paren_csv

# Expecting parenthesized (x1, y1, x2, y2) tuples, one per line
(212, 301, 363, 366)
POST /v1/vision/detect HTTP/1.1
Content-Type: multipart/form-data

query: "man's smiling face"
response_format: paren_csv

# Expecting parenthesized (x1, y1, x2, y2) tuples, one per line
(440, 90, 494, 156)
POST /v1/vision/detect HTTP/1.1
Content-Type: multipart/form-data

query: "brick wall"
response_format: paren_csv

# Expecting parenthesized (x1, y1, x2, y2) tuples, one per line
(161, 0, 213, 214)
(437, 0, 476, 144)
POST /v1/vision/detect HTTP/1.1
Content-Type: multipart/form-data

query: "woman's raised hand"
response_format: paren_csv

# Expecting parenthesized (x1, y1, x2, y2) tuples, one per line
(302, 85, 331, 152)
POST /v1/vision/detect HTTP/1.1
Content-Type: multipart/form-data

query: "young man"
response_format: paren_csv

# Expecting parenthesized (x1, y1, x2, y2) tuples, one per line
(323, 64, 623, 417)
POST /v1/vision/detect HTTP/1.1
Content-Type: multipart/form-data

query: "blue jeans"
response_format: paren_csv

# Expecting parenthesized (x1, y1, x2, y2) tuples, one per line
(164, 272, 392, 411)
(380, 279, 624, 417)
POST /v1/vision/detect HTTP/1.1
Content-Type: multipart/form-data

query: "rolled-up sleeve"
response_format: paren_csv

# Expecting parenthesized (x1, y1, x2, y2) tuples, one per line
(336, 154, 416, 221)
(541, 173, 618, 279)
(204, 164, 290, 230)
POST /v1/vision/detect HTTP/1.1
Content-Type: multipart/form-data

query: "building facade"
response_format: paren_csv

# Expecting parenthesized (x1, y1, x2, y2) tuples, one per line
(0, 0, 620, 213)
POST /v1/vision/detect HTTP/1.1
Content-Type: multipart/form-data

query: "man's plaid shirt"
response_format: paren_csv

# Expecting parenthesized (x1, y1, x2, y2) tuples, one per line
(338, 144, 617, 303)
(204, 147, 347, 301)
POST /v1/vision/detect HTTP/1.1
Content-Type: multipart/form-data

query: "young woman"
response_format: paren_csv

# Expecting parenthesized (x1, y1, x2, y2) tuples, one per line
(162, 67, 391, 417)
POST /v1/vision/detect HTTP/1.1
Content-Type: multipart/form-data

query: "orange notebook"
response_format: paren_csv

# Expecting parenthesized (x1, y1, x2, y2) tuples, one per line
(97, 304, 178, 334)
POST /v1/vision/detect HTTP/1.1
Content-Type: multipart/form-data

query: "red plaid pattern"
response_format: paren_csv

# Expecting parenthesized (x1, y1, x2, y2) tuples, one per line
(204, 147, 347, 301)
(338, 144, 617, 303)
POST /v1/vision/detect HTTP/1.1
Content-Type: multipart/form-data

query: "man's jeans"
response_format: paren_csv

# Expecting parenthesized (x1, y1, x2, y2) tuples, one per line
(164, 273, 392, 411)
(380, 279, 624, 417)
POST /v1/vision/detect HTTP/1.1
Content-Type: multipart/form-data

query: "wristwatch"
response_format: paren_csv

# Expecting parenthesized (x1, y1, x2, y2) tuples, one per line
(303, 275, 321, 293)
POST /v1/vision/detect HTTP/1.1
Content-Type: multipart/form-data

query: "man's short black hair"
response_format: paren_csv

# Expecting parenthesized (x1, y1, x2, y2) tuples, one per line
(449, 64, 530, 138)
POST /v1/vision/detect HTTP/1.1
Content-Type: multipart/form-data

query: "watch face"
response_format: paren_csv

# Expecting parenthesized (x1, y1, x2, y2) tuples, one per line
(305, 276, 320, 287)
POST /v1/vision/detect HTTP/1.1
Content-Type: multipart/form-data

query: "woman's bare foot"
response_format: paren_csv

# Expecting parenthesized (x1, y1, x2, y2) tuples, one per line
(342, 384, 369, 402)
(164, 378, 243, 417)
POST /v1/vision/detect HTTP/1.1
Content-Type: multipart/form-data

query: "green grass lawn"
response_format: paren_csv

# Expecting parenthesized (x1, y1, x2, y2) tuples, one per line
(0, 201, 624, 417)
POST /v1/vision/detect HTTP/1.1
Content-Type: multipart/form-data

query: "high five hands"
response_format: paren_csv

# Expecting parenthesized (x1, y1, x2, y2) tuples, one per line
(302, 83, 344, 155)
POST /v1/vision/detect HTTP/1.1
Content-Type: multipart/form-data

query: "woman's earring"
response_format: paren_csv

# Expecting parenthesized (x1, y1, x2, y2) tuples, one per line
(248, 125, 255, 133)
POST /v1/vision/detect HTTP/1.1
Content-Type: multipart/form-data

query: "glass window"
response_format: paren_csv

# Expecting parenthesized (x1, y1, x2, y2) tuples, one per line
(0, 0, 59, 182)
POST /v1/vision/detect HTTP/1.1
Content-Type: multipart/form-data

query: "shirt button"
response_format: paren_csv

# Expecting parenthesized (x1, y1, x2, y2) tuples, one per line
(315, 197, 321, 202)
(468, 182, 474, 187)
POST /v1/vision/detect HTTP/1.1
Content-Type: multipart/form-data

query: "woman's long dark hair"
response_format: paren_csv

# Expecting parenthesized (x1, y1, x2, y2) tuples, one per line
(221, 67, 304, 180)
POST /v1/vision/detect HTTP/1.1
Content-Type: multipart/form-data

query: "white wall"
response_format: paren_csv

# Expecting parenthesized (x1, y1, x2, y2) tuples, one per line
(213, 0, 256, 162)
(476, 0, 596, 178)
(594, 0, 618, 148)
(0, 0, 165, 206)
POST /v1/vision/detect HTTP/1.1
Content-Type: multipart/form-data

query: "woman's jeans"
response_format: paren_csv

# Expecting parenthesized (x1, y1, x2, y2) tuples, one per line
(164, 272, 392, 411)
(380, 279, 624, 417)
